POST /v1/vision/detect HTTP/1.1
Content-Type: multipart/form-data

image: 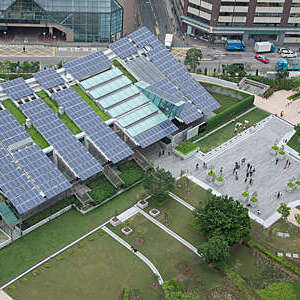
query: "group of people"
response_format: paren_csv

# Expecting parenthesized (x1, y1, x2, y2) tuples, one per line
(231, 160, 255, 185)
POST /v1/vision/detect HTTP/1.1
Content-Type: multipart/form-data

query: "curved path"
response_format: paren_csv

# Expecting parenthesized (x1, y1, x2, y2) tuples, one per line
(102, 226, 164, 285)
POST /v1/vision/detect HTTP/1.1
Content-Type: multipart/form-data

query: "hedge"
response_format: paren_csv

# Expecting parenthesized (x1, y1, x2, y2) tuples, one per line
(175, 141, 199, 155)
(247, 240, 300, 277)
(203, 94, 254, 134)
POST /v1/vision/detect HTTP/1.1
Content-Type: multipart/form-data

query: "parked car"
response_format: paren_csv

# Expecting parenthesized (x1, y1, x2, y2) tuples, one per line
(278, 48, 289, 54)
(281, 49, 297, 58)
(255, 54, 269, 64)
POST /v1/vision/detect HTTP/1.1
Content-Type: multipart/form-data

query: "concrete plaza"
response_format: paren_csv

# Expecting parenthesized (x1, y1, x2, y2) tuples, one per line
(144, 117, 300, 225)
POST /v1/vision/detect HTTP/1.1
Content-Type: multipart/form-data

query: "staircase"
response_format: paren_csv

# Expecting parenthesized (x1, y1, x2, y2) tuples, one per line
(133, 150, 152, 171)
(72, 183, 94, 208)
(103, 165, 124, 189)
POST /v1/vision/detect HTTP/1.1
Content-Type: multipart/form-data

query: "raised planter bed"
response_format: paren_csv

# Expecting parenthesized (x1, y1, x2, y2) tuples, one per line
(121, 227, 133, 236)
(173, 147, 199, 160)
(110, 216, 121, 227)
(149, 209, 160, 217)
(214, 177, 224, 186)
(137, 199, 149, 209)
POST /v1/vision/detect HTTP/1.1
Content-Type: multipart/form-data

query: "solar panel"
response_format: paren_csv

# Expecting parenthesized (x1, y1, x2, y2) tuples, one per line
(52, 88, 133, 164)
(13, 144, 71, 199)
(179, 102, 203, 124)
(134, 120, 177, 148)
(19, 99, 103, 180)
(34, 69, 65, 89)
(1, 77, 34, 100)
(64, 50, 112, 80)
(0, 110, 30, 147)
(110, 37, 137, 59)
(0, 144, 45, 215)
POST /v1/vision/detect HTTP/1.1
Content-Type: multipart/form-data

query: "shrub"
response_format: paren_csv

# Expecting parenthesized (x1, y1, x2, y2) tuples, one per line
(119, 160, 145, 188)
(278, 150, 285, 155)
(264, 88, 275, 99)
(272, 145, 279, 151)
(256, 282, 297, 300)
(287, 182, 294, 188)
(241, 192, 249, 197)
(175, 141, 198, 155)
(208, 171, 216, 177)
(215, 176, 223, 182)
(88, 176, 117, 204)
(250, 197, 258, 203)
(295, 181, 300, 186)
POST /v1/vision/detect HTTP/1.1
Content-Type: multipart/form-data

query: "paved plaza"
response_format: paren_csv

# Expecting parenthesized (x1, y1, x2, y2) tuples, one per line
(144, 117, 300, 226)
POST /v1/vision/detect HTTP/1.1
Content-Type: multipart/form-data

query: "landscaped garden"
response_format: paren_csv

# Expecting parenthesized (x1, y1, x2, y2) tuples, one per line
(2, 99, 49, 149)
(113, 60, 137, 83)
(5, 232, 160, 300)
(71, 85, 110, 121)
(288, 125, 300, 154)
(196, 108, 270, 153)
(37, 91, 82, 135)
(118, 160, 145, 187)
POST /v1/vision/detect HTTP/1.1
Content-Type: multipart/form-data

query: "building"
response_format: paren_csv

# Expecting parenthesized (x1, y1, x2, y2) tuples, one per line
(179, 0, 300, 45)
(0, 0, 123, 42)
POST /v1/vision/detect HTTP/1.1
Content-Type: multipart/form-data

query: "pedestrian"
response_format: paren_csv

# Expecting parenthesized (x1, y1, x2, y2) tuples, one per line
(250, 171, 253, 177)
(244, 177, 247, 183)
(288, 161, 291, 168)
(249, 178, 253, 185)
(220, 167, 223, 176)
(162, 150, 165, 155)
(246, 172, 249, 178)
(233, 167, 236, 174)
(275, 158, 279, 165)
(235, 173, 238, 181)
(159, 151, 161, 157)
(256, 209, 261, 215)
(247, 163, 250, 171)
(235, 171, 238, 176)
(203, 162, 207, 169)
(168, 152, 170, 156)
(280, 110, 284, 117)
(241, 158, 246, 166)
(252, 167, 255, 174)
(277, 191, 281, 199)
(196, 163, 199, 170)
(249, 165, 252, 172)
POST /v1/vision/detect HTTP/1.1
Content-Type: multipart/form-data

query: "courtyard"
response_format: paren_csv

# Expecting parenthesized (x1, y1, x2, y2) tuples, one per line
(146, 116, 300, 226)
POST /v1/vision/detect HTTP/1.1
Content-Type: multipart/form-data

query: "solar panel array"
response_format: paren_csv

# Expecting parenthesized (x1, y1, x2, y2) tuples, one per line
(0, 110, 30, 147)
(0, 144, 45, 215)
(20, 99, 103, 180)
(134, 120, 177, 148)
(52, 88, 133, 164)
(109, 37, 137, 59)
(14, 144, 71, 199)
(128, 27, 158, 48)
(64, 51, 112, 80)
(33, 69, 65, 89)
(1, 77, 34, 100)
(127, 27, 220, 114)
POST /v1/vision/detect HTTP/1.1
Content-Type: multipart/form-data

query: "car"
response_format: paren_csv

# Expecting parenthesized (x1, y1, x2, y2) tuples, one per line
(278, 47, 289, 54)
(281, 49, 297, 58)
(255, 54, 269, 63)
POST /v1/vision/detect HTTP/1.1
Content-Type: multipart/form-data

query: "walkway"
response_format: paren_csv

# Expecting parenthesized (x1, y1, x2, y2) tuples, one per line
(169, 192, 195, 211)
(137, 207, 201, 257)
(193, 73, 239, 90)
(102, 226, 164, 285)
(0, 291, 13, 300)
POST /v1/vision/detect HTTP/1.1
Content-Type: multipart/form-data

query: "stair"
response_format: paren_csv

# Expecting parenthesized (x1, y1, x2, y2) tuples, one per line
(133, 150, 152, 171)
(103, 165, 124, 189)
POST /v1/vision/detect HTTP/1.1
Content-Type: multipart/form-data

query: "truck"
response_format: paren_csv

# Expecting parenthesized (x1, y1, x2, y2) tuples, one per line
(275, 59, 300, 71)
(254, 41, 275, 53)
(225, 40, 245, 51)
(164, 34, 173, 49)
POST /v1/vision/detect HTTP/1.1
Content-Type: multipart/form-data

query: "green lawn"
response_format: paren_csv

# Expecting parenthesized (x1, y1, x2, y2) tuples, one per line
(287, 131, 300, 154)
(36, 91, 82, 135)
(5, 232, 160, 300)
(87, 175, 117, 204)
(113, 60, 137, 83)
(197, 108, 270, 153)
(0, 184, 145, 285)
(118, 160, 145, 188)
(109, 214, 224, 298)
(2, 99, 49, 149)
(72, 85, 110, 121)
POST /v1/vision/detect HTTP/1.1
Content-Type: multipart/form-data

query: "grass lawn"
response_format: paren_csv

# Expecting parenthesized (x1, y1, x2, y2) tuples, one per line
(174, 177, 209, 208)
(109, 214, 224, 298)
(196, 108, 270, 153)
(37, 91, 81, 135)
(287, 130, 300, 154)
(5, 232, 160, 300)
(2, 99, 49, 149)
(118, 160, 145, 188)
(146, 197, 206, 246)
(71, 85, 110, 121)
(113, 60, 137, 83)
(0, 183, 146, 285)
(87, 175, 117, 204)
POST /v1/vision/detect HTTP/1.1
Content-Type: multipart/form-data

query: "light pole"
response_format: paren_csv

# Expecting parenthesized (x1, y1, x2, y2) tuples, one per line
(3, 31, 6, 42)
(43, 32, 46, 41)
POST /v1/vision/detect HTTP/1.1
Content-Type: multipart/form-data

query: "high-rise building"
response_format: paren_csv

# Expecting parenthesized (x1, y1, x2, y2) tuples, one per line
(0, 0, 123, 42)
(178, 0, 300, 45)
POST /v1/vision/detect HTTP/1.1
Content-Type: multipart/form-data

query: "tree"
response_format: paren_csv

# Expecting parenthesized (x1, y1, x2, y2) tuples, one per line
(198, 235, 229, 266)
(143, 167, 175, 203)
(276, 70, 289, 79)
(184, 48, 202, 73)
(277, 203, 291, 222)
(193, 194, 251, 245)
(294, 213, 300, 232)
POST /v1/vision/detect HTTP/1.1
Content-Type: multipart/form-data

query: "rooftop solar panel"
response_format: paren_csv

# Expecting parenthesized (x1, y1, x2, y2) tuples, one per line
(110, 37, 137, 59)
(34, 69, 65, 89)
(19, 99, 103, 180)
(1, 77, 34, 100)
(52, 88, 133, 164)
(64, 50, 112, 80)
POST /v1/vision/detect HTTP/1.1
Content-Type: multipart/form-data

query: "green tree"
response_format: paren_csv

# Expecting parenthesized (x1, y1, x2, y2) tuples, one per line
(294, 213, 300, 232)
(198, 235, 229, 266)
(184, 48, 202, 73)
(193, 194, 250, 245)
(143, 167, 175, 203)
(276, 70, 289, 79)
(277, 203, 291, 222)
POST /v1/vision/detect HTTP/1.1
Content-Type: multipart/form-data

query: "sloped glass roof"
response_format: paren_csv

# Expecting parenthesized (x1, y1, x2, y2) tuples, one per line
(0, 0, 14, 10)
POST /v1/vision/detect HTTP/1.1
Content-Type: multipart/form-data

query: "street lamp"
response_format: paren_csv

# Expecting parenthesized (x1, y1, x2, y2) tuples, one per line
(43, 32, 46, 41)
(3, 31, 6, 42)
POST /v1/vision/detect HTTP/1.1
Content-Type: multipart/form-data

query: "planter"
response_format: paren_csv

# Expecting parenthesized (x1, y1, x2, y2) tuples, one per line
(241, 192, 249, 203)
(250, 198, 258, 208)
(110, 217, 121, 227)
(270, 145, 279, 156)
(137, 199, 149, 209)
(286, 183, 295, 192)
(277, 153, 286, 160)
(149, 209, 160, 217)
(121, 227, 133, 236)
(173, 147, 199, 160)
(206, 171, 216, 183)
(214, 177, 224, 186)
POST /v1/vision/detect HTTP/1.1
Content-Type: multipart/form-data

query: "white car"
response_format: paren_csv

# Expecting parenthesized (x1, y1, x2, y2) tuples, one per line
(281, 49, 297, 58)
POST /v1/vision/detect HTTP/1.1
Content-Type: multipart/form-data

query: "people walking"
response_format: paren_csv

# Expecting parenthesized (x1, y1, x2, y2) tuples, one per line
(249, 178, 253, 185)
(196, 163, 199, 170)
(288, 161, 291, 168)
(244, 177, 247, 183)
(252, 167, 255, 174)
(275, 158, 279, 165)
(247, 163, 250, 170)
(220, 167, 223, 176)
